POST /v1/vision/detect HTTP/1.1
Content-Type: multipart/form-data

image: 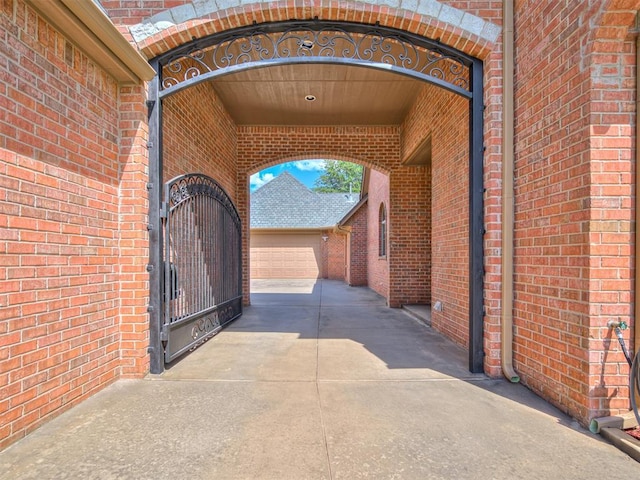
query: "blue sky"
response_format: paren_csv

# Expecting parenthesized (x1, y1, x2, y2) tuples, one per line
(250, 160, 326, 192)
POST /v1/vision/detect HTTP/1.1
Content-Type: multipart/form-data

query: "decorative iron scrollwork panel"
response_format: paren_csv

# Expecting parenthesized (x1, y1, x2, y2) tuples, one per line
(160, 21, 471, 97)
(164, 297, 242, 362)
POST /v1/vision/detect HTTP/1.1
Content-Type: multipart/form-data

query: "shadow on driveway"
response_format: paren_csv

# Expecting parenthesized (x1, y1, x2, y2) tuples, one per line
(2, 279, 638, 479)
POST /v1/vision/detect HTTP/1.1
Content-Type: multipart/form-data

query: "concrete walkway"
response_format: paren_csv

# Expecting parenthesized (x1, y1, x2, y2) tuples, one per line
(1, 279, 638, 479)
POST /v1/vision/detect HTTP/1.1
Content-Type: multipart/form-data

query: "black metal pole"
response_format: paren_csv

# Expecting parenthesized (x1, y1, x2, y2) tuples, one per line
(147, 60, 165, 374)
(469, 57, 485, 373)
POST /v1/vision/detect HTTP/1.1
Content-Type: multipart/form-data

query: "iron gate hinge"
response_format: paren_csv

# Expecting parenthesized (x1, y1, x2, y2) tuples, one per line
(160, 202, 168, 219)
(160, 328, 168, 341)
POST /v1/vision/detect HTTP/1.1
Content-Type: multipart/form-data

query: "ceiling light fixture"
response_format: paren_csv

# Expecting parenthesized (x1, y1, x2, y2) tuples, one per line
(305, 94, 316, 102)
(301, 40, 314, 49)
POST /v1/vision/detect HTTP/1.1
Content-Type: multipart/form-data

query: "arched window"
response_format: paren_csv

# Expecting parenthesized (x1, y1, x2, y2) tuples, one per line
(379, 203, 387, 257)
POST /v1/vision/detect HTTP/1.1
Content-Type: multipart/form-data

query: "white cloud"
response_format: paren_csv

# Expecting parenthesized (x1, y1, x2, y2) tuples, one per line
(291, 160, 326, 171)
(250, 172, 275, 189)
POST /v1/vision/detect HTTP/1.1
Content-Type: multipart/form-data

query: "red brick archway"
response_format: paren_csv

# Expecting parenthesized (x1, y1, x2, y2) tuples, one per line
(113, 0, 504, 377)
(144, 13, 494, 374)
(132, 3, 498, 63)
(1, 0, 509, 451)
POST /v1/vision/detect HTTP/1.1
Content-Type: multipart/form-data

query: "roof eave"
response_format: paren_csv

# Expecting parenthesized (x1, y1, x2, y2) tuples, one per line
(250, 226, 335, 231)
(25, 0, 155, 84)
(338, 193, 369, 226)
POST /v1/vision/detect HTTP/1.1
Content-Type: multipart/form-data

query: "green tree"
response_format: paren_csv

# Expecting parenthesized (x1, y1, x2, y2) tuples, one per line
(313, 161, 363, 193)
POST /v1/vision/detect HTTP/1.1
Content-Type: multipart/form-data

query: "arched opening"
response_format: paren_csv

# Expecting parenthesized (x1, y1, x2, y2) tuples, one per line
(249, 159, 362, 283)
(147, 20, 484, 375)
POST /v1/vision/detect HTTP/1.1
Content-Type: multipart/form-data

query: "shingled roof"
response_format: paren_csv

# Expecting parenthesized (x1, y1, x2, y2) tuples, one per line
(250, 172, 359, 229)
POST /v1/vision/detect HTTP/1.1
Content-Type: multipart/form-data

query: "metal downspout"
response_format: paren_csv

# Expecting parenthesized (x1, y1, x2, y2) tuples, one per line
(502, 0, 520, 383)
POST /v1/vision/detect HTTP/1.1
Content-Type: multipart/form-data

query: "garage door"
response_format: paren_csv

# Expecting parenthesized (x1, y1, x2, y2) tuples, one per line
(251, 233, 321, 279)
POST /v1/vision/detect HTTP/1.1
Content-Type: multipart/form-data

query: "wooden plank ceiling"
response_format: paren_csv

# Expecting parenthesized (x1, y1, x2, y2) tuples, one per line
(211, 63, 424, 126)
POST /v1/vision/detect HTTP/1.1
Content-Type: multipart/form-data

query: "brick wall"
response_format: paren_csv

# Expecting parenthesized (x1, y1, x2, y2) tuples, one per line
(118, 84, 151, 378)
(104, 0, 504, 27)
(400, 83, 461, 332)
(111, 1, 498, 64)
(585, 3, 637, 419)
(13, 0, 631, 450)
(319, 230, 328, 278)
(0, 0, 584, 448)
(237, 129, 428, 308)
(367, 169, 391, 300)
(319, 230, 347, 280)
(83, 0, 640, 432)
(482, 23, 506, 378)
(515, 0, 590, 421)
(237, 126, 401, 304)
(343, 203, 368, 286)
(388, 165, 431, 308)
(99, 1, 170, 26)
(0, 0, 136, 449)
(513, 1, 637, 422)
(163, 82, 237, 198)
(326, 231, 346, 280)
(105, 0, 640, 427)
(110, 0, 502, 361)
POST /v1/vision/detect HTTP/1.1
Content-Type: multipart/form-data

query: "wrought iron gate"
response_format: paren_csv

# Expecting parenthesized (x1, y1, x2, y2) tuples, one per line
(161, 173, 242, 363)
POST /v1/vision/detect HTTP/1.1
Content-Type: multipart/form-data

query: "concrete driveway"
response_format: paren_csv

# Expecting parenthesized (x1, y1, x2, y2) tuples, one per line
(1, 279, 638, 479)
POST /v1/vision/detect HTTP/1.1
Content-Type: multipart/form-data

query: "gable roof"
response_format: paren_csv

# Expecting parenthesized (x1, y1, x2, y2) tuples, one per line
(250, 172, 359, 229)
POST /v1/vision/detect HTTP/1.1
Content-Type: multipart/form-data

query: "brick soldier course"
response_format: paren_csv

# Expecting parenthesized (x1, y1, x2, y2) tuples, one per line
(1, 0, 639, 451)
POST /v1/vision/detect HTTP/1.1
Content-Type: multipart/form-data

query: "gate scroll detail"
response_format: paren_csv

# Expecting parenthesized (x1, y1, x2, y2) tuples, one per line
(162, 173, 242, 362)
(156, 21, 473, 100)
